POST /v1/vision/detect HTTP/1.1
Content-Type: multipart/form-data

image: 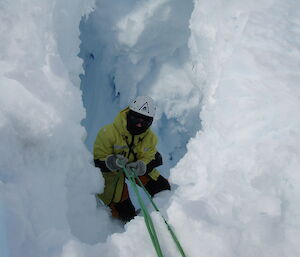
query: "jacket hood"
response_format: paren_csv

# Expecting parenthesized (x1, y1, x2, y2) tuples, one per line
(113, 107, 150, 138)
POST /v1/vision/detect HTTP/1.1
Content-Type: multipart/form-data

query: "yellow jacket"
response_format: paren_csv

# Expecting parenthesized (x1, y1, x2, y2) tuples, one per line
(94, 107, 160, 204)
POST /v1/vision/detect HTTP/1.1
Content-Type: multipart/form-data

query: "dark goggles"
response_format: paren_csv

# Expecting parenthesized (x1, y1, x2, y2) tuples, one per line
(127, 110, 153, 127)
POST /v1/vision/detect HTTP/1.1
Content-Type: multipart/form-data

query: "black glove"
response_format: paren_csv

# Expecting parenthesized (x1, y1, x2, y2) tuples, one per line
(105, 154, 128, 171)
(126, 160, 146, 176)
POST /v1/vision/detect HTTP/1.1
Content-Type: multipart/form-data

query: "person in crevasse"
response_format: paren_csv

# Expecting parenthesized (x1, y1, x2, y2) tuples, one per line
(93, 96, 171, 222)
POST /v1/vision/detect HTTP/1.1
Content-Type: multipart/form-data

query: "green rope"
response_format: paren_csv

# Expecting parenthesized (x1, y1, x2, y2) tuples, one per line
(120, 163, 164, 257)
(117, 160, 187, 257)
(134, 174, 187, 257)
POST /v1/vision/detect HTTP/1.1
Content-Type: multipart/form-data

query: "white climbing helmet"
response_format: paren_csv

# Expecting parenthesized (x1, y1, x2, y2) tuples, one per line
(129, 96, 156, 118)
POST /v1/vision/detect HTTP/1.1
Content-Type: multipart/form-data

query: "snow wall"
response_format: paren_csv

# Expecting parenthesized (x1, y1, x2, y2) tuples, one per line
(1, 0, 300, 257)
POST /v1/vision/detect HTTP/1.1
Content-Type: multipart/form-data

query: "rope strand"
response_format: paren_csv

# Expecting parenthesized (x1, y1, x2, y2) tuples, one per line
(117, 159, 186, 257)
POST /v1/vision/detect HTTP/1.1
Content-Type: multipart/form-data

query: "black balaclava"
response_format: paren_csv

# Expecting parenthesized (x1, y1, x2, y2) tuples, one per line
(126, 110, 153, 135)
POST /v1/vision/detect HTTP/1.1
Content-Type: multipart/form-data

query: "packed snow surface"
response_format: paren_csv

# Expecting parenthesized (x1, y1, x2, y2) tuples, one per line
(1, 0, 300, 257)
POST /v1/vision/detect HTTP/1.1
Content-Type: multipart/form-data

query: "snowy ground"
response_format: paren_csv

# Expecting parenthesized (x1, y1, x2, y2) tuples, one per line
(1, 0, 300, 257)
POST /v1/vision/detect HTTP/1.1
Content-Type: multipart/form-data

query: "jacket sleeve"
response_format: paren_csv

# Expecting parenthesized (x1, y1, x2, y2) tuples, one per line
(93, 126, 114, 172)
(146, 152, 163, 174)
(94, 159, 111, 172)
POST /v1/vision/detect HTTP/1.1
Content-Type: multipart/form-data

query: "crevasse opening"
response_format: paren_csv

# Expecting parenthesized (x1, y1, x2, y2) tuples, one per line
(79, 0, 201, 170)
(76, 0, 202, 240)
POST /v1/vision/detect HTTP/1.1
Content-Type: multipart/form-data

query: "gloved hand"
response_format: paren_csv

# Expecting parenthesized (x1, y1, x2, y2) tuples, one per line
(126, 160, 146, 176)
(105, 154, 128, 171)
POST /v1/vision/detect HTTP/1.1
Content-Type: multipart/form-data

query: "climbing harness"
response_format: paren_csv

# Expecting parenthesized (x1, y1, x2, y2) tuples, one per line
(117, 160, 187, 257)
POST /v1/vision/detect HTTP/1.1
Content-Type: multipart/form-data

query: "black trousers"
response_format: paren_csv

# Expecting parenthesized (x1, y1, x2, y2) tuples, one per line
(114, 175, 171, 222)
(144, 175, 171, 197)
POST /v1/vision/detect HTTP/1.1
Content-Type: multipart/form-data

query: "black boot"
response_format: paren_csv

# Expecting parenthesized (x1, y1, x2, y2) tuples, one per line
(114, 198, 137, 222)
